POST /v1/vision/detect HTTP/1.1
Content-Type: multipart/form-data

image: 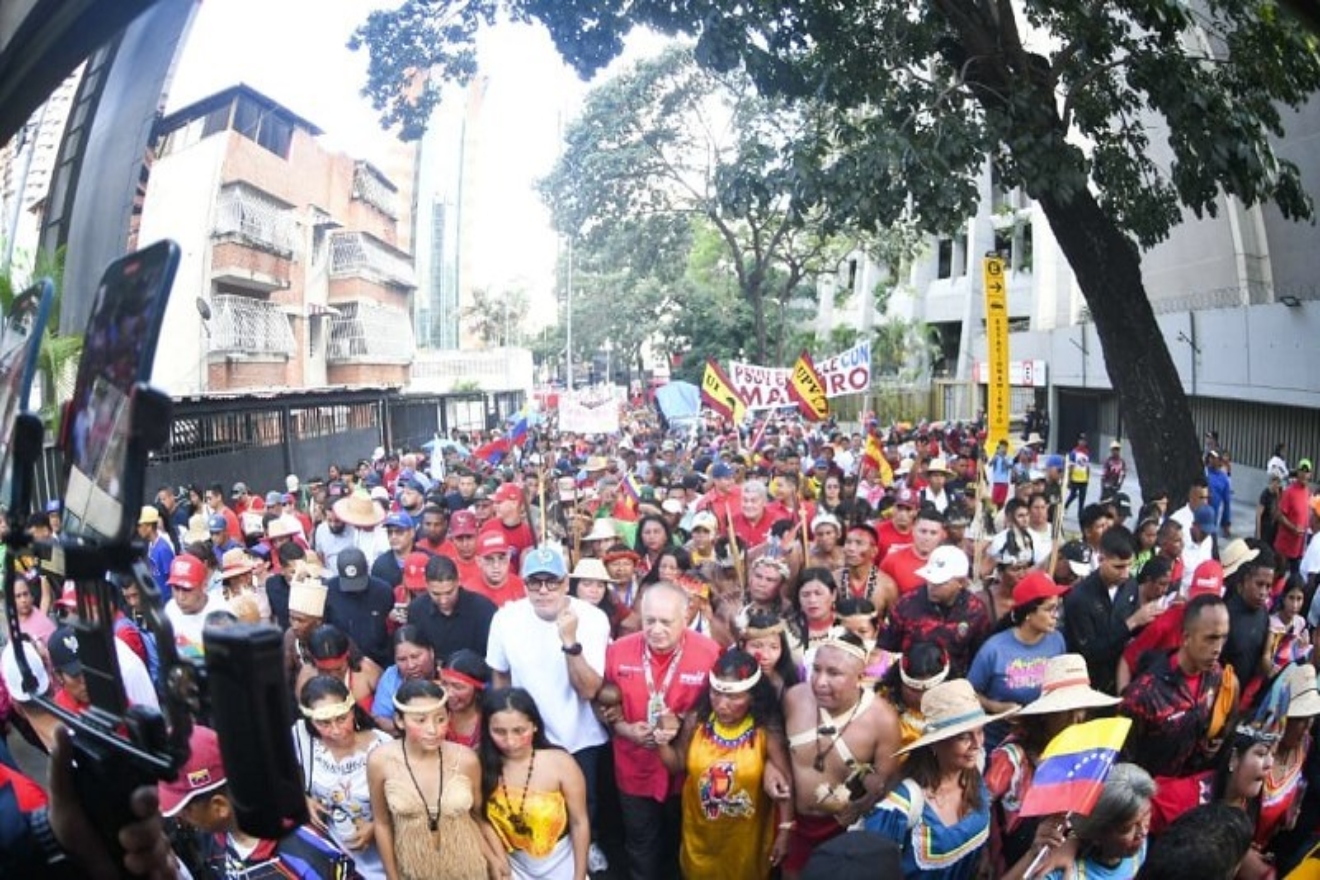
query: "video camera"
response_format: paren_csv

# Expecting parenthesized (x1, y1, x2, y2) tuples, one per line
(1, 242, 307, 865)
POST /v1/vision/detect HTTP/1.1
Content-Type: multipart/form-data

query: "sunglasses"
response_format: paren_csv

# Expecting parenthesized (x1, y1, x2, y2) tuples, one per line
(526, 578, 561, 592)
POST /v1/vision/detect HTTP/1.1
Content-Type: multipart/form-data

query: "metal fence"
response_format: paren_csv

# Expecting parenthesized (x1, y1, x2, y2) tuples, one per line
(209, 294, 296, 356)
(213, 183, 298, 256)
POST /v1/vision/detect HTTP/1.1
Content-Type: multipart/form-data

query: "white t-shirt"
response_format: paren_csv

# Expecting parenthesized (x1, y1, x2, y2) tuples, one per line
(116, 636, 159, 710)
(485, 596, 609, 753)
(164, 593, 229, 658)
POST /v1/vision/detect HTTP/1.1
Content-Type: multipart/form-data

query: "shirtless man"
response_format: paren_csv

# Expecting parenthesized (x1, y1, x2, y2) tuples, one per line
(781, 633, 901, 877)
(834, 524, 898, 620)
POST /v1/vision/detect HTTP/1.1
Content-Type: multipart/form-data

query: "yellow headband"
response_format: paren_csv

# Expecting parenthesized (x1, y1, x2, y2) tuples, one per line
(299, 696, 355, 722)
(393, 693, 449, 715)
(741, 619, 787, 640)
(709, 667, 762, 694)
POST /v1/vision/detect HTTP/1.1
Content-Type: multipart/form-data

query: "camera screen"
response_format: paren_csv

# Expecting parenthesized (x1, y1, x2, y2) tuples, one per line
(63, 245, 175, 542)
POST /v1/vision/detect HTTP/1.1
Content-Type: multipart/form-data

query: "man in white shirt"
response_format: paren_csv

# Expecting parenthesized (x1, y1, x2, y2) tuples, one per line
(1169, 478, 1211, 534)
(163, 554, 226, 659)
(1179, 504, 1220, 592)
(486, 545, 611, 872)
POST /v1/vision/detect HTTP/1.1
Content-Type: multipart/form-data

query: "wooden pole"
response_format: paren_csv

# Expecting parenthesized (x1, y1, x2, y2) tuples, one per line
(538, 466, 547, 546)
(1046, 491, 1066, 575)
(727, 506, 745, 595)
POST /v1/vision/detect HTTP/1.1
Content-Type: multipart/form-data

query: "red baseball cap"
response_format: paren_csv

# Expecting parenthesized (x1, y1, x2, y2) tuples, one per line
(167, 554, 208, 590)
(894, 487, 918, 508)
(477, 531, 510, 558)
(493, 483, 522, 504)
(158, 726, 227, 817)
(1012, 571, 1069, 608)
(1190, 560, 1225, 598)
(449, 510, 478, 538)
(56, 581, 78, 610)
(402, 551, 431, 591)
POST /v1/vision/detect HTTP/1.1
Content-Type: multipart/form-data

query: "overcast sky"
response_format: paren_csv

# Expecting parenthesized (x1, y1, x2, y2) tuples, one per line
(167, 0, 667, 318)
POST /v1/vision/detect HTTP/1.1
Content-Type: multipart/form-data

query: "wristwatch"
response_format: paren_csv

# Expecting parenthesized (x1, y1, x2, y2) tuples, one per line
(561, 643, 583, 656)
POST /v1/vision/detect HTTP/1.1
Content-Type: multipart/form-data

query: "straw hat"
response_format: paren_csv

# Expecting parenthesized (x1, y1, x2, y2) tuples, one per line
(333, 493, 385, 529)
(266, 515, 302, 540)
(184, 513, 210, 544)
(585, 456, 610, 472)
(583, 519, 618, 543)
(1284, 663, 1320, 719)
(1018, 654, 1121, 716)
(1220, 539, 1261, 578)
(1025, 432, 1045, 447)
(895, 679, 1017, 755)
(570, 557, 612, 583)
(219, 548, 256, 580)
(926, 458, 954, 476)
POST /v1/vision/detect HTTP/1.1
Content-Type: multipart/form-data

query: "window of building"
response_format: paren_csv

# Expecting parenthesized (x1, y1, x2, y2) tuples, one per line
(232, 96, 261, 141)
(937, 239, 954, 279)
(994, 228, 1013, 260)
(201, 103, 232, 138)
(256, 116, 292, 159)
(1017, 222, 1034, 272)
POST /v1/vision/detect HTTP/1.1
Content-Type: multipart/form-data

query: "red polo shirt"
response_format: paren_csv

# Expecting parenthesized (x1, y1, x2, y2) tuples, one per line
(605, 631, 721, 801)
(880, 546, 931, 595)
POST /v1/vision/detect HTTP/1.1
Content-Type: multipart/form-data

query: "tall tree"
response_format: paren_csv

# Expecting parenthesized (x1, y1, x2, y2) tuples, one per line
(537, 46, 845, 362)
(464, 286, 528, 347)
(352, 0, 1320, 499)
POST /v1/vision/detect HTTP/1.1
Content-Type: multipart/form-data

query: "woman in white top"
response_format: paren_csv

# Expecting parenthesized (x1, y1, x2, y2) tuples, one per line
(293, 674, 392, 880)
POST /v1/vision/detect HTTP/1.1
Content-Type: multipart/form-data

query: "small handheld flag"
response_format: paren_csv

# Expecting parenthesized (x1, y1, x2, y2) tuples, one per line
(1018, 717, 1132, 818)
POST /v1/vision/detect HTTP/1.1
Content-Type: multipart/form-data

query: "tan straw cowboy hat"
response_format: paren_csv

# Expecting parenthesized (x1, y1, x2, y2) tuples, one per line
(332, 493, 385, 529)
(896, 679, 1017, 755)
(1284, 663, 1320, 719)
(1018, 654, 1120, 716)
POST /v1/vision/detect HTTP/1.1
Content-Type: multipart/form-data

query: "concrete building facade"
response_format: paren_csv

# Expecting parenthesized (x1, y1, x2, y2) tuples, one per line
(139, 84, 417, 396)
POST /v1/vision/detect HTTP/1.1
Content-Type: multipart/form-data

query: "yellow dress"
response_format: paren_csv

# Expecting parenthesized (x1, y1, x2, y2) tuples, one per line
(679, 716, 774, 880)
(380, 744, 488, 880)
(488, 785, 573, 879)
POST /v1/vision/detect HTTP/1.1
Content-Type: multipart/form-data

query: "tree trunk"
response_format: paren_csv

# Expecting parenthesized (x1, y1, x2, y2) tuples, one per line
(1036, 188, 1203, 506)
(749, 283, 768, 362)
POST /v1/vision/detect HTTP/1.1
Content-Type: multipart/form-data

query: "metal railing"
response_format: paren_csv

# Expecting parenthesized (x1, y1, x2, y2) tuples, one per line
(328, 231, 416, 289)
(327, 300, 416, 362)
(213, 184, 299, 256)
(352, 162, 399, 219)
(208, 294, 296, 356)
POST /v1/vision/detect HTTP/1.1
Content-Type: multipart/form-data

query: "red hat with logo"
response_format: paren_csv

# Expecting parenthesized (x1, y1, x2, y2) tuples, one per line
(449, 509, 479, 538)
(167, 554, 208, 590)
(894, 487, 919, 508)
(477, 531, 510, 558)
(493, 483, 522, 505)
(403, 551, 431, 591)
(1190, 560, 1225, 598)
(158, 726, 227, 817)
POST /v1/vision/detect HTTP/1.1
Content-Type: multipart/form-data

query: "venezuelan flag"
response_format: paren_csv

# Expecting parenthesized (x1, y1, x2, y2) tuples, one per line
(1018, 717, 1132, 818)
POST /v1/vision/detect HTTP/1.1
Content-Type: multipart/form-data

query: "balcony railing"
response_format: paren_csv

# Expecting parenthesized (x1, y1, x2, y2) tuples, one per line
(213, 184, 299, 256)
(329, 231, 416, 289)
(352, 161, 399, 219)
(327, 300, 416, 363)
(208, 294, 296, 357)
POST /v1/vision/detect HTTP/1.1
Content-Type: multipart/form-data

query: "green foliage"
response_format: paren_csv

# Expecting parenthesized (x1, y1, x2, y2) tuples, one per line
(537, 47, 850, 362)
(464, 285, 528, 347)
(0, 245, 80, 432)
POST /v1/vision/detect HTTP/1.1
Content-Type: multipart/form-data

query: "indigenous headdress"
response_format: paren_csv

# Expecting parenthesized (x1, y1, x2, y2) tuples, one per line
(1234, 669, 1292, 746)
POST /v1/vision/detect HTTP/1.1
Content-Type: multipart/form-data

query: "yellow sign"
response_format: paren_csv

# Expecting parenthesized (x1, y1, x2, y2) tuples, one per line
(788, 350, 830, 421)
(983, 256, 1010, 450)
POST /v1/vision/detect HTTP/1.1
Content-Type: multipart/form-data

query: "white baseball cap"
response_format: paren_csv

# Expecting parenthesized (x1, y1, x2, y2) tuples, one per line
(915, 545, 971, 585)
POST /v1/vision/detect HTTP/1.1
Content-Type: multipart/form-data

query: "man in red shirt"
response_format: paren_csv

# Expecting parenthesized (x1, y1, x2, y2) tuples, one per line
(438, 509, 483, 588)
(730, 479, 787, 549)
(415, 504, 449, 555)
(1275, 460, 1312, 575)
(876, 487, 918, 562)
(879, 506, 946, 597)
(471, 531, 525, 607)
(479, 482, 536, 565)
(694, 462, 741, 533)
(604, 581, 721, 880)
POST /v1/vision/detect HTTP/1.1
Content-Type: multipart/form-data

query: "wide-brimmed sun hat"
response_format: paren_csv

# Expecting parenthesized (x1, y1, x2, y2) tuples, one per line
(333, 493, 385, 529)
(1284, 663, 1320, 719)
(1220, 539, 1261, 578)
(570, 557, 612, 582)
(583, 519, 618, 543)
(896, 679, 1017, 755)
(1018, 653, 1121, 716)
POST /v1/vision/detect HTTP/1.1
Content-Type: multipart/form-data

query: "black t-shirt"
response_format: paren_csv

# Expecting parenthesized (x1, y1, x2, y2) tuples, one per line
(1259, 488, 1280, 547)
(1223, 590, 1270, 691)
(406, 588, 496, 661)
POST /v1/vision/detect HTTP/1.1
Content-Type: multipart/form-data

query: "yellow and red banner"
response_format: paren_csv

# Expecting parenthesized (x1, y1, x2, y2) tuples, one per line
(701, 358, 749, 424)
(787, 350, 830, 421)
(982, 256, 1010, 450)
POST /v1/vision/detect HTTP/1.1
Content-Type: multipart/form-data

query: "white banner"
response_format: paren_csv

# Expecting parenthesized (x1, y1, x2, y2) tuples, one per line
(558, 391, 621, 434)
(729, 341, 872, 410)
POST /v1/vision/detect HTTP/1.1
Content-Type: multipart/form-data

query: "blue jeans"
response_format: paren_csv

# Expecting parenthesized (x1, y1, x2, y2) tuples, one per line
(571, 744, 603, 827)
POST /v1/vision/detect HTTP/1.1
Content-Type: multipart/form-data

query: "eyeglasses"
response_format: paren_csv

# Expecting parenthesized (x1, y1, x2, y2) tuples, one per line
(526, 578, 561, 592)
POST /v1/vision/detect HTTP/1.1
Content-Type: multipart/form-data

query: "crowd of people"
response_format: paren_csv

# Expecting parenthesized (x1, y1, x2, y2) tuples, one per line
(2, 410, 1319, 880)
